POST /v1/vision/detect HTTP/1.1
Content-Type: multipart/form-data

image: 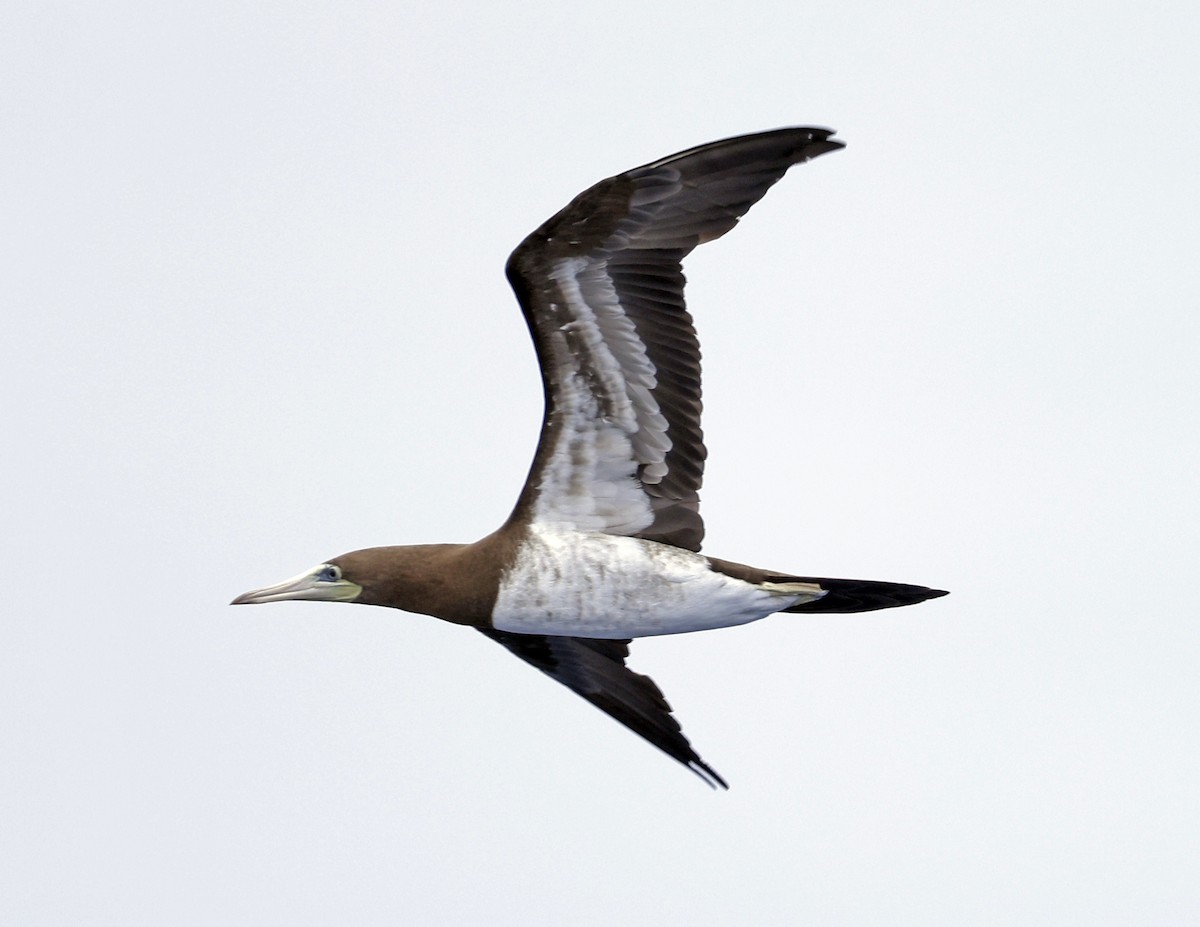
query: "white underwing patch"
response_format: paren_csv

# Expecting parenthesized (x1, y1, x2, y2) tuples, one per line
(530, 257, 673, 535)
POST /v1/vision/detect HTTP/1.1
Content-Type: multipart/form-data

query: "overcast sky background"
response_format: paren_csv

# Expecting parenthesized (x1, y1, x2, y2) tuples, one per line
(4, 2, 1199, 924)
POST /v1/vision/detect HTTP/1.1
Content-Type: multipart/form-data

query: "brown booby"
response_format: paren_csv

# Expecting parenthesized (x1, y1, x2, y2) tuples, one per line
(233, 128, 948, 789)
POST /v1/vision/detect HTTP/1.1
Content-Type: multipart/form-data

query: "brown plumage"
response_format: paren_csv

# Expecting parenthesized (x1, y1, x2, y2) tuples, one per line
(233, 128, 948, 788)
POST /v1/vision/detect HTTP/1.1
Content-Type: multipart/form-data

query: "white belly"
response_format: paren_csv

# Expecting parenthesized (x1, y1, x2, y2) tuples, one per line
(491, 525, 809, 639)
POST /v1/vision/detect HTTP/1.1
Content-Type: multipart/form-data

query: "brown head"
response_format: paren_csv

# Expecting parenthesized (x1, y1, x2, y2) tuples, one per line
(230, 542, 503, 626)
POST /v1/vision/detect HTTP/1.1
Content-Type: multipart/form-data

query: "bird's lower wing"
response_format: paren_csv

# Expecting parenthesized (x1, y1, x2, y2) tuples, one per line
(478, 628, 727, 789)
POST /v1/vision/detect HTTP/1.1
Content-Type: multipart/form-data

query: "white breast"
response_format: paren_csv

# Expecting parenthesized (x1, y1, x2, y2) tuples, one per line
(492, 525, 816, 639)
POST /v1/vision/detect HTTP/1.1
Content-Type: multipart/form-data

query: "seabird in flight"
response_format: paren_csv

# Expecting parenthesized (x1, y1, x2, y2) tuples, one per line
(233, 127, 948, 789)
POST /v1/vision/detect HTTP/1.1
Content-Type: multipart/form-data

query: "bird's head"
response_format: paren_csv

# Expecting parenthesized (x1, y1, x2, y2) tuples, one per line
(230, 545, 465, 613)
(231, 557, 365, 606)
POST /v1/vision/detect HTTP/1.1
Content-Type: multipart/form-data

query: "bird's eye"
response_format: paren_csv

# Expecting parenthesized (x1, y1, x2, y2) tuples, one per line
(319, 565, 342, 582)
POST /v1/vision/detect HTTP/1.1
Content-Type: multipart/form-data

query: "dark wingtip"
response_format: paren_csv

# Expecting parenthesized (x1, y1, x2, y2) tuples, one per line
(793, 126, 845, 156)
(690, 760, 730, 791)
(801, 126, 846, 153)
(802, 140, 845, 162)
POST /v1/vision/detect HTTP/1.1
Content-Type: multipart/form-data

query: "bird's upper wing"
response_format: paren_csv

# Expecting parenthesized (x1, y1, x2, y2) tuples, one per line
(479, 628, 727, 789)
(504, 128, 843, 551)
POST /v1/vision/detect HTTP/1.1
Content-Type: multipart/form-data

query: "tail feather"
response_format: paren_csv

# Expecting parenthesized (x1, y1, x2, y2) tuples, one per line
(783, 578, 949, 614)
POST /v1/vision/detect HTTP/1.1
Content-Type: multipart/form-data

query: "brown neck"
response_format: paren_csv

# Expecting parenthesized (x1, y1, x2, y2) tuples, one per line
(334, 529, 520, 626)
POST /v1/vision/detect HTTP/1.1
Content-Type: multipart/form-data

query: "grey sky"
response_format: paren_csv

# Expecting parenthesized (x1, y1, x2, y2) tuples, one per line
(4, 1, 1198, 924)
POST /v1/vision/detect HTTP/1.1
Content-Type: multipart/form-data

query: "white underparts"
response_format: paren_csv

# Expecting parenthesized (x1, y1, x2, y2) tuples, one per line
(491, 524, 825, 639)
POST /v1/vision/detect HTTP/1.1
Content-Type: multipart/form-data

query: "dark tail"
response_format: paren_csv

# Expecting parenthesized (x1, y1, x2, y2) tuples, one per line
(783, 578, 949, 614)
